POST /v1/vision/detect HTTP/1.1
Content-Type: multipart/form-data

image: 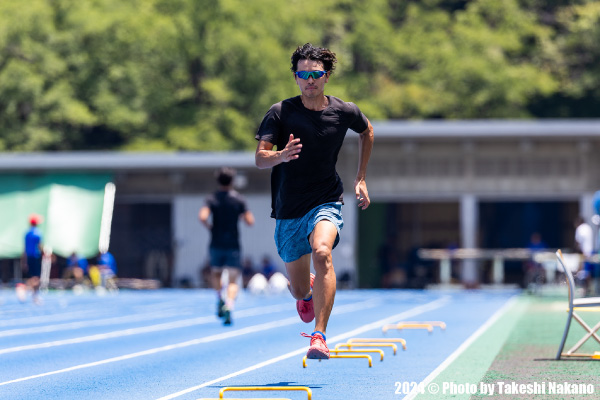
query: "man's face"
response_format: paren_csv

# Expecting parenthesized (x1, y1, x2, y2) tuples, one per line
(295, 59, 329, 98)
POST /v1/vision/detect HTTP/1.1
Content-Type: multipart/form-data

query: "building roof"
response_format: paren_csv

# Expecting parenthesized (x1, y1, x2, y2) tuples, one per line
(0, 151, 256, 171)
(2, 120, 600, 171)
(368, 119, 600, 139)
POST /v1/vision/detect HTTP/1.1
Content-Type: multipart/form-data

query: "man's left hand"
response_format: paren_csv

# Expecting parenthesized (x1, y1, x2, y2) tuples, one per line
(354, 179, 370, 210)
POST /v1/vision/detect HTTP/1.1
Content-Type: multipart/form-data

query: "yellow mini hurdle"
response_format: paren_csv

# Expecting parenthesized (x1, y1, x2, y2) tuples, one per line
(198, 386, 312, 400)
(302, 354, 372, 368)
(331, 348, 385, 361)
(335, 342, 397, 355)
(382, 321, 446, 334)
(347, 338, 407, 350)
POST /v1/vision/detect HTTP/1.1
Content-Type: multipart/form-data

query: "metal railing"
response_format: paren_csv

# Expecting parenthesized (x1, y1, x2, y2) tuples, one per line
(417, 248, 586, 285)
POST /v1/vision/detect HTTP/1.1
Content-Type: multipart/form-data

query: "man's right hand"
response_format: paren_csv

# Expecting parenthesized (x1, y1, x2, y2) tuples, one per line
(280, 134, 302, 163)
(255, 135, 301, 169)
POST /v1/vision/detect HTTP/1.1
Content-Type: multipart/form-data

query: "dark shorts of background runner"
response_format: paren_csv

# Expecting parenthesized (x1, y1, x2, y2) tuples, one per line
(209, 248, 241, 269)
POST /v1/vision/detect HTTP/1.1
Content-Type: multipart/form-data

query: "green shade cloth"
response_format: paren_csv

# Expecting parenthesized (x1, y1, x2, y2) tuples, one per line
(0, 174, 112, 259)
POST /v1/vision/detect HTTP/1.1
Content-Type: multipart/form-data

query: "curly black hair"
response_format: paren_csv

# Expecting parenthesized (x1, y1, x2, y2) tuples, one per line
(290, 43, 337, 74)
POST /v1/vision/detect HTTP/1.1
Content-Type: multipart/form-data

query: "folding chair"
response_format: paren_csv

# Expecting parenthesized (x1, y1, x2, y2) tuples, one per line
(555, 250, 600, 359)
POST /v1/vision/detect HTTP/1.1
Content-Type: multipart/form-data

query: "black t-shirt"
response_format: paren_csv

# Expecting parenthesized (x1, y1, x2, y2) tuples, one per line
(255, 95, 369, 219)
(206, 190, 248, 249)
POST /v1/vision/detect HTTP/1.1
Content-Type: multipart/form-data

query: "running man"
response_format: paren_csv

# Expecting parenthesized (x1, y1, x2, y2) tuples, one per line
(199, 167, 255, 325)
(255, 43, 374, 359)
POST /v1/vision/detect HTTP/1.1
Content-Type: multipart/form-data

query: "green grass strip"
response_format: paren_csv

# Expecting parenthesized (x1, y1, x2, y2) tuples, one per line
(476, 295, 600, 398)
(411, 293, 600, 399)
(410, 295, 529, 399)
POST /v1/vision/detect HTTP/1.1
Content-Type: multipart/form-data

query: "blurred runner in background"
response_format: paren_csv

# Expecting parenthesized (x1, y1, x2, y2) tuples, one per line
(199, 167, 254, 325)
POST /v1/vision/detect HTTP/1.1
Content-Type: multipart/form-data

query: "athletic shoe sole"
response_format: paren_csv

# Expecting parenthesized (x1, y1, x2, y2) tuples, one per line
(306, 347, 330, 359)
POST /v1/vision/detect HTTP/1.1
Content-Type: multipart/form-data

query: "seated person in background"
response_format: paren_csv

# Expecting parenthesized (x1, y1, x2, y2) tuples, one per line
(241, 257, 255, 289)
(98, 250, 117, 276)
(88, 251, 117, 288)
(63, 252, 88, 285)
(261, 256, 277, 280)
(200, 260, 212, 288)
(524, 232, 547, 289)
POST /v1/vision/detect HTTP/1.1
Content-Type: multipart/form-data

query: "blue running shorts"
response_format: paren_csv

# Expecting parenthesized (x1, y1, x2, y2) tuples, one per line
(275, 202, 343, 263)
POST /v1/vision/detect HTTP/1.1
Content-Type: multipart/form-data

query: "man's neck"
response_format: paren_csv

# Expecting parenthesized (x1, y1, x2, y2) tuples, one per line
(300, 94, 328, 111)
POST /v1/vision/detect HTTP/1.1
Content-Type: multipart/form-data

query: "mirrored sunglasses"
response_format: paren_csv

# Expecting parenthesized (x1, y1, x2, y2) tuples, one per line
(295, 70, 327, 80)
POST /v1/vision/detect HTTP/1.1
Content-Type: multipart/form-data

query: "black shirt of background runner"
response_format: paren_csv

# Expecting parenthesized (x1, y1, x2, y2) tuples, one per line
(206, 190, 248, 249)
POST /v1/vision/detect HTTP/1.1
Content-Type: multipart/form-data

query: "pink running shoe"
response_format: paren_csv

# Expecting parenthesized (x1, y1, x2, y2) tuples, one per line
(296, 273, 315, 323)
(301, 331, 329, 359)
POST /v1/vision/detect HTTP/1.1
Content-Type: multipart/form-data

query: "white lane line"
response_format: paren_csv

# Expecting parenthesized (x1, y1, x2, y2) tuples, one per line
(154, 296, 451, 400)
(0, 311, 103, 328)
(0, 296, 211, 328)
(0, 310, 189, 338)
(0, 303, 295, 354)
(0, 298, 381, 386)
(403, 295, 519, 400)
(0, 301, 293, 338)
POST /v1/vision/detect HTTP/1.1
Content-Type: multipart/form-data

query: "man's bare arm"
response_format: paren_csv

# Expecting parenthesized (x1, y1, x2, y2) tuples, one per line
(242, 210, 255, 226)
(355, 119, 374, 210)
(255, 134, 302, 169)
(198, 206, 211, 230)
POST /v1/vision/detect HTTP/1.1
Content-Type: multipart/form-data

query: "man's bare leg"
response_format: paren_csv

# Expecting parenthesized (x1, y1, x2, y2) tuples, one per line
(285, 220, 337, 333)
(285, 254, 312, 301)
(212, 269, 223, 292)
(221, 267, 239, 325)
(287, 220, 338, 359)
(212, 269, 225, 317)
(309, 220, 338, 335)
(225, 268, 240, 307)
(286, 254, 316, 327)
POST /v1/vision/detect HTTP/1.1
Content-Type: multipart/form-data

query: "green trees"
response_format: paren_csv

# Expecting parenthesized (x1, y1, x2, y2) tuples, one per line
(0, 0, 598, 151)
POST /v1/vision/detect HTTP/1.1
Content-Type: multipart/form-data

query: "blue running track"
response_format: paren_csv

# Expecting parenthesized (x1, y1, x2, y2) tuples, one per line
(0, 288, 518, 400)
